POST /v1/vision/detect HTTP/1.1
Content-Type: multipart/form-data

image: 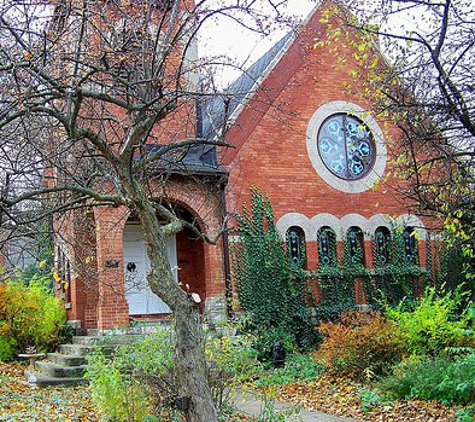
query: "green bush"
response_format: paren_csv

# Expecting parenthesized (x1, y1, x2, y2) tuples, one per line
(0, 335, 14, 361)
(86, 328, 174, 422)
(86, 349, 153, 422)
(359, 388, 391, 413)
(379, 354, 475, 406)
(385, 286, 473, 357)
(456, 405, 475, 422)
(255, 353, 325, 388)
(205, 328, 263, 383)
(0, 274, 66, 357)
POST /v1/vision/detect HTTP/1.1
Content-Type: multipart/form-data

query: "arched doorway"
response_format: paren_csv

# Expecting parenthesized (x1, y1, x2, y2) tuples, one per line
(123, 223, 174, 315)
(122, 203, 207, 318)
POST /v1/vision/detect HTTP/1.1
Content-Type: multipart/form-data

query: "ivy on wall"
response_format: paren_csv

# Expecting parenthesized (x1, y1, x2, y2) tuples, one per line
(233, 188, 315, 350)
(233, 189, 471, 346)
(312, 227, 423, 320)
(312, 227, 471, 319)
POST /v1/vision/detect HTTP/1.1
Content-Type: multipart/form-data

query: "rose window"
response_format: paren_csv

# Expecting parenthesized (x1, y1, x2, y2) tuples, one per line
(317, 114, 375, 180)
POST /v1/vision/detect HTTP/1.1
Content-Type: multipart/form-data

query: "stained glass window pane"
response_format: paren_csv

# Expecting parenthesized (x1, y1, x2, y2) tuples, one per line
(317, 227, 336, 266)
(374, 227, 390, 266)
(348, 227, 365, 265)
(318, 114, 376, 181)
(403, 227, 418, 262)
(286, 227, 306, 267)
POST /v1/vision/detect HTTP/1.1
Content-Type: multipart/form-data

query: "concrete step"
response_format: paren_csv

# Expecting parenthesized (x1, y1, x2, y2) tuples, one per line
(25, 370, 87, 388)
(72, 336, 100, 346)
(59, 344, 93, 356)
(35, 361, 86, 378)
(47, 352, 87, 366)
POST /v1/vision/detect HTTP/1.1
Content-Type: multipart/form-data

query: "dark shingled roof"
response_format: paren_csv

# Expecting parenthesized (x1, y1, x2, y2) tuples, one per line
(199, 31, 294, 140)
(141, 144, 226, 175)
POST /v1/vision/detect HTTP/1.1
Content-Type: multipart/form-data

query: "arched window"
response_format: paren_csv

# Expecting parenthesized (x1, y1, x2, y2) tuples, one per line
(286, 226, 306, 267)
(374, 226, 390, 266)
(317, 226, 337, 266)
(347, 226, 365, 265)
(403, 227, 418, 262)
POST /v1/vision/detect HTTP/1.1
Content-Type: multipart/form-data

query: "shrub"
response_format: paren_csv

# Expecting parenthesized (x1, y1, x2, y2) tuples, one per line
(86, 328, 174, 422)
(255, 353, 325, 388)
(379, 354, 475, 406)
(86, 349, 153, 422)
(385, 286, 473, 357)
(0, 335, 14, 361)
(205, 329, 263, 382)
(315, 310, 404, 380)
(0, 274, 66, 357)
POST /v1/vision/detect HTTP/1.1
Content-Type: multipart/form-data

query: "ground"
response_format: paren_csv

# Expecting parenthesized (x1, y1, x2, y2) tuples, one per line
(0, 364, 97, 422)
(1, 362, 468, 421)
(267, 374, 464, 421)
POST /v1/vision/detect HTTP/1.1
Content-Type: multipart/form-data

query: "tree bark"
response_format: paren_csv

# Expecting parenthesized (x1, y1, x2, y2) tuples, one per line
(132, 189, 219, 422)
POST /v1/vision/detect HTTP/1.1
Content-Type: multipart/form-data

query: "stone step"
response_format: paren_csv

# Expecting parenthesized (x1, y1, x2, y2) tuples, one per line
(35, 361, 86, 378)
(25, 370, 87, 388)
(47, 352, 87, 366)
(72, 336, 100, 346)
(59, 343, 93, 356)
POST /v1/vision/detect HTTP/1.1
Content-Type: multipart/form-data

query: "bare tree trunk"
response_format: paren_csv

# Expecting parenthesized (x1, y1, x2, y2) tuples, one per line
(133, 193, 219, 422)
(174, 301, 219, 422)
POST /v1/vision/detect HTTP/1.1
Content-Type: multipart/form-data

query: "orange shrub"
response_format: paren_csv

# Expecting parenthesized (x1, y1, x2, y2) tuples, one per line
(314, 310, 405, 380)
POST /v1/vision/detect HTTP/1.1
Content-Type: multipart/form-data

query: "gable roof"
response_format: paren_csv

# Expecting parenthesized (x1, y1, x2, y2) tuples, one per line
(198, 31, 294, 140)
(198, 2, 324, 141)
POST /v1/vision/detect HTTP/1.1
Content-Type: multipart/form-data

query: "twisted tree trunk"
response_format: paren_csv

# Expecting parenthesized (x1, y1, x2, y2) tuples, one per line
(131, 187, 218, 422)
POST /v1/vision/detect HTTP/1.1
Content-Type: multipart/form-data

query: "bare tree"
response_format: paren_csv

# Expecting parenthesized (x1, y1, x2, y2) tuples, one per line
(0, 0, 293, 420)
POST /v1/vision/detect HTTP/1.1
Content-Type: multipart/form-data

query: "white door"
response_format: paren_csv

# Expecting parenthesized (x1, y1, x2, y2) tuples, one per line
(123, 225, 176, 315)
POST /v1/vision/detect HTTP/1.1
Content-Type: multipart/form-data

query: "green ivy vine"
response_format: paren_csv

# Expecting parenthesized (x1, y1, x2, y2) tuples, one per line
(232, 188, 316, 351)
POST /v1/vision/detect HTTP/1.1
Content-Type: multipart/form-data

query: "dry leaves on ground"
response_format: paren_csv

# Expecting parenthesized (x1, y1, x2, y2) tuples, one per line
(265, 374, 465, 422)
(0, 363, 99, 422)
(0, 363, 257, 422)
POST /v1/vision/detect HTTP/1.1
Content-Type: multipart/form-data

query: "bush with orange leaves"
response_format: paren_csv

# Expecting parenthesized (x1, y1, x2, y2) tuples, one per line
(314, 310, 405, 380)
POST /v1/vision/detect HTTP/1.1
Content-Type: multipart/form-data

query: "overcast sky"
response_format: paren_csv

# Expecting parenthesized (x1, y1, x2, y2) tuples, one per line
(197, 0, 430, 87)
(199, 0, 317, 86)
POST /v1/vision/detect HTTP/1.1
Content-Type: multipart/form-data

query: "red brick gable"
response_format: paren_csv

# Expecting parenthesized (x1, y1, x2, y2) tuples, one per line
(221, 1, 343, 167)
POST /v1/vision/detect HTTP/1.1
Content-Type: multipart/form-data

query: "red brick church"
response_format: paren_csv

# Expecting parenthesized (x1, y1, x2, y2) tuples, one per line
(45, 1, 433, 330)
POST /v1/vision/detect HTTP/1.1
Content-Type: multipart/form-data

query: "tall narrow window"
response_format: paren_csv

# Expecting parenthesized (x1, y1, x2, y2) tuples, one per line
(374, 227, 390, 266)
(317, 226, 337, 265)
(403, 227, 418, 262)
(286, 226, 306, 267)
(347, 227, 365, 265)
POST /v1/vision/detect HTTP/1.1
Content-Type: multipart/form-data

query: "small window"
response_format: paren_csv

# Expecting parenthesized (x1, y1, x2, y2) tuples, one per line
(347, 227, 365, 265)
(403, 227, 418, 262)
(374, 227, 390, 266)
(317, 226, 337, 266)
(56, 244, 72, 303)
(286, 226, 306, 267)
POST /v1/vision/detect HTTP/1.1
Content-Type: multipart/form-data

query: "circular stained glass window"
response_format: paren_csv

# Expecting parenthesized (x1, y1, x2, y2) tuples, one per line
(317, 114, 376, 180)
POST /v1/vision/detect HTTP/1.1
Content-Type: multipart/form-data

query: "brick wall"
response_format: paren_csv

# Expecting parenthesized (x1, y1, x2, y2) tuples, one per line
(222, 3, 438, 298)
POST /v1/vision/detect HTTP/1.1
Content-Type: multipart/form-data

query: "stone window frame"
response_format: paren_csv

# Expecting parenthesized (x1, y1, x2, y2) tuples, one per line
(306, 101, 387, 193)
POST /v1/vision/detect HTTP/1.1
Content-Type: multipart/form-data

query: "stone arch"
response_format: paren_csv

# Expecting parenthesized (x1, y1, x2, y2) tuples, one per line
(340, 214, 371, 240)
(397, 214, 427, 240)
(276, 212, 312, 240)
(311, 213, 341, 240)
